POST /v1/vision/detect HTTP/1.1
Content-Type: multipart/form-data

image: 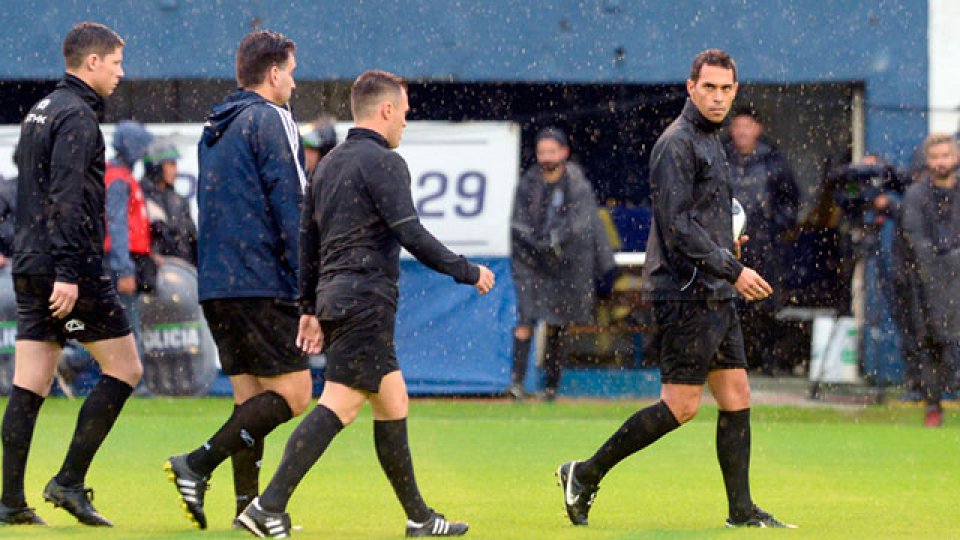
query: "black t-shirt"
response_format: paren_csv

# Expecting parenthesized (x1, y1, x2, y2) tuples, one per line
(298, 128, 479, 318)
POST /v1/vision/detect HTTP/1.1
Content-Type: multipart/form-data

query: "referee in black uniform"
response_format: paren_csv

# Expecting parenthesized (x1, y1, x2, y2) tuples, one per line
(0, 22, 142, 527)
(238, 70, 494, 538)
(557, 50, 794, 529)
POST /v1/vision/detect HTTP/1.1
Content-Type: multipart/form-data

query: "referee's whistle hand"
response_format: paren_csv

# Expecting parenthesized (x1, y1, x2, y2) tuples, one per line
(296, 315, 323, 354)
(49, 281, 78, 319)
(733, 267, 773, 302)
(475, 265, 495, 295)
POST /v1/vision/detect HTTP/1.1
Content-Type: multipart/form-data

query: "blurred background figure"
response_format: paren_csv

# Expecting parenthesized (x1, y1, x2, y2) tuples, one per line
(724, 107, 799, 375)
(300, 116, 338, 178)
(898, 133, 960, 427)
(142, 136, 197, 267)
(509, 127, 614, 401)
(0, 145, 18, 269)
(105, 120, 155, 355)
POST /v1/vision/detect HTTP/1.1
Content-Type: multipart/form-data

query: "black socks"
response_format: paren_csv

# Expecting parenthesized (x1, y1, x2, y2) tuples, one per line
(543, 326, 564, 391)
(258, 404, 343, 513)
(1, 386, 45, 507)
(231, 405, 265, 516)
(577, 400, 680, 486)
(187, 391, 292, 477)
(55, 375, 133, 488)
(717, 408, 753, 521)
(510, 336, 531, 386)
(374, 418, 431, 522)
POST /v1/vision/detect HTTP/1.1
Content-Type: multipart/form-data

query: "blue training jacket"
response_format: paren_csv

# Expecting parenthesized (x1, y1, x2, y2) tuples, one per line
(197, 90, 306, 302)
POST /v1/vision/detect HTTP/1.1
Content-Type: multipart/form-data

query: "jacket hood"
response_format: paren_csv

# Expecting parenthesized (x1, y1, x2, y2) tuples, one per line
(112, 120, 154, 167)
(201, 90, 266, 147)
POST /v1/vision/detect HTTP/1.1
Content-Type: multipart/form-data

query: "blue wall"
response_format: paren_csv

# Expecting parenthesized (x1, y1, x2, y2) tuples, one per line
(0, 1, 927, 163)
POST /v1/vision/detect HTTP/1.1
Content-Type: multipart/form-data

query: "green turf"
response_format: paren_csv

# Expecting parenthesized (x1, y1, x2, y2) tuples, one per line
(0, 397, 956, 539)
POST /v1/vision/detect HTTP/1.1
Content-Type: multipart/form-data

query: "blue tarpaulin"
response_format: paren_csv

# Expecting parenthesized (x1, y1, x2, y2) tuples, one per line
(398, 257, 515, 395)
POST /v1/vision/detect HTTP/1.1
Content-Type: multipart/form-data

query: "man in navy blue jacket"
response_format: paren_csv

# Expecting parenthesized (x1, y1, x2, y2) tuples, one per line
(164, 30, 312, 530)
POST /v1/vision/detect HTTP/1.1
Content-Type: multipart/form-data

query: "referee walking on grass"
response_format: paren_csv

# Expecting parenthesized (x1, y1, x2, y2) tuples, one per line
(0, 22, 142, 527)
(557, 49, 795, 529)
(238, 69, 495, 538)
(164, 30, 313, 530)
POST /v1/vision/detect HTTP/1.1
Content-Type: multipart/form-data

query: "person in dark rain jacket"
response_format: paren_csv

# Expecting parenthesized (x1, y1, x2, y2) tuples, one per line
(237, 69, 494, 539)
(556, 50, 793, 531)
(1, 22, 141, 528)
(899, 133, 960, 428)
(509, 127, 614, 401)
(724, 108, 799, 374)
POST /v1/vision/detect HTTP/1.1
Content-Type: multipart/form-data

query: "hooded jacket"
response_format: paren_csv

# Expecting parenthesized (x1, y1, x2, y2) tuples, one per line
(642, 99, 744, 301)
(197, 89, 306, 302)
(13, 74, 107, 283)
(510, 161, 615, 325)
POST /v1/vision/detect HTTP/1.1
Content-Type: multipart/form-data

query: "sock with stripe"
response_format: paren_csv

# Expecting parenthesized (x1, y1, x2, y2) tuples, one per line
(187, 391, 292, 478)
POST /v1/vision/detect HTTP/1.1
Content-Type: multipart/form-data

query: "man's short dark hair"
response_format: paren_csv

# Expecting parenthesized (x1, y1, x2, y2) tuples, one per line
(730, 106, 760, 123)
(690, 49, 737, 82)
(62, 22, 124, 70)
(350, 70, 407, 119)
(235, 30, 296, 88)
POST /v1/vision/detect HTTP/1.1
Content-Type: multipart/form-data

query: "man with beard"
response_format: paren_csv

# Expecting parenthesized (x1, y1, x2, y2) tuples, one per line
(508, 128, 613, 401)
(899, 133, 960, 427)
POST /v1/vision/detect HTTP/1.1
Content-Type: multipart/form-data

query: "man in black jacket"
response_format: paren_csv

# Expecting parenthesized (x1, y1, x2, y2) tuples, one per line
(724, 108, 799, 374)
(238, 70, 494, 538)
(557, 50, 793, 529)
(0, 22, 142, 527)
(899, 133, 960, 428)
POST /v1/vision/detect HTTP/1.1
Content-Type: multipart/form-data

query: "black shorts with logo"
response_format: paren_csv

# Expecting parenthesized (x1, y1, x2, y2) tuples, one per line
(321, 304, 399, 394)
(201, 298, 309, 377)
(14, 274, 131, 345)
(652, 298, 747, 385)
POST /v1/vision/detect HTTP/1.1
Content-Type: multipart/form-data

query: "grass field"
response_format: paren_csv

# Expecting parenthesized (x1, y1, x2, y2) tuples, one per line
(0, 397, 957, 539)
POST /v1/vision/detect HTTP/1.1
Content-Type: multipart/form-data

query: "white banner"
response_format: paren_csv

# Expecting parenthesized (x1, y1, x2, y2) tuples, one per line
(0, 120, 519, 258)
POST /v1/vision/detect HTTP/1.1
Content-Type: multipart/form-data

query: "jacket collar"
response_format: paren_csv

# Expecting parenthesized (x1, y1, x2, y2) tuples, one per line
(59, 73, 105, 119)
(681, 98, 725, 133)
(347, 127, 389, 148)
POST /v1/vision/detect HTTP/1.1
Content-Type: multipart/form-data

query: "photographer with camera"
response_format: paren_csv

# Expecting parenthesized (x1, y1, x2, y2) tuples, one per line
(829, 154, 925, 400)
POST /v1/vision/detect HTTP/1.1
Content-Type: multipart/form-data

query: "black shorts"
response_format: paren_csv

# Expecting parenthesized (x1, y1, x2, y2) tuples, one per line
(201, 298, 308, 377)
(321, 305, 399, 393)
(14, 274, 131, 345)
(652, 299, 747, 385)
